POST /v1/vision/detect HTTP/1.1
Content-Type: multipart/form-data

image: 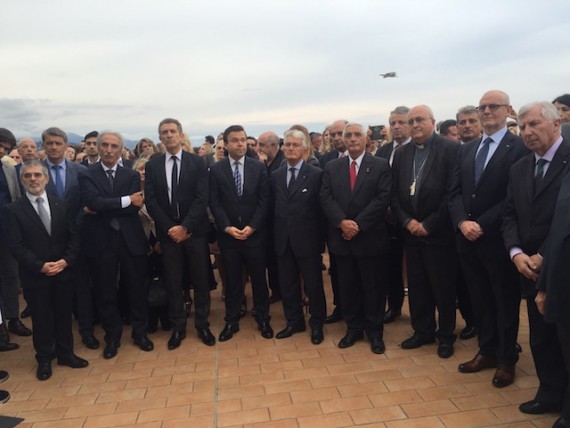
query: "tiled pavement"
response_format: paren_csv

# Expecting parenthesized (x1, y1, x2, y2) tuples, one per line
(0, 258, 561, 427)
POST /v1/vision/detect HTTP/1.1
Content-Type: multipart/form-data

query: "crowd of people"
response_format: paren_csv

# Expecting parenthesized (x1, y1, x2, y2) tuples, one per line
(1, 90, 570, 427)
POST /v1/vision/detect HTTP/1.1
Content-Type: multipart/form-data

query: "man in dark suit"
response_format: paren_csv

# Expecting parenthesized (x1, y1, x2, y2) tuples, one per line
(536, 163, 570, 428)
(271, 129, 326, 345)
(209, 125, 273, 342)
(5, 160, 88, 380)
(41, 127, 99, 350)
(145, 118, 215, 349)
(376, 106, 411, 324)
(320, 122, 391, 354)
(392, 105, 460, 358)
(319, 119, 348, 324)
(503, 101, 569, 415)
(0, 129, 31, 341)
(81, 131, 100, 167)
(79, 131, 153, 359)
(449, 90, 529, 387)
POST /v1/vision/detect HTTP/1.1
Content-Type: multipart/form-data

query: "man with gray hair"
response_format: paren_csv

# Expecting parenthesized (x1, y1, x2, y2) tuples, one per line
(456, 106, 483, 144)
(320, 122, 391, 354)
(271, 129, 326, 344)
(79, 131, 152, 359)
(503, 101, 569, 416)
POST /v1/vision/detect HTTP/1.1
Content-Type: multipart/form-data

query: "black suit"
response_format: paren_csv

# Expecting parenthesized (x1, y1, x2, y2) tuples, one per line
(5, 193, 79, 362)
(392, 135, 459, 343)
(79, 163, 149, 344)
(145, 151, 212, 332)
(449, 129, 528, 364)
(271, 161, 326, 329)
(320, 153, 391, 337)
(503, 138, 570, 406)
(209, 156, 270, 325)
(537, 164, 570, 420)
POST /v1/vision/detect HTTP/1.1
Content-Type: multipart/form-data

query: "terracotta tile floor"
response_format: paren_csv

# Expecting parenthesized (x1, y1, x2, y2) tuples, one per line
(0, 256, 561, 427)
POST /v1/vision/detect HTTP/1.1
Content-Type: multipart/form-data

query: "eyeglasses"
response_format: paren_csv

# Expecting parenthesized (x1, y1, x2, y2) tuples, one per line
(407, 117, 428, 126)
(283, 142, 304, 149)
(476, 104, 508, 112)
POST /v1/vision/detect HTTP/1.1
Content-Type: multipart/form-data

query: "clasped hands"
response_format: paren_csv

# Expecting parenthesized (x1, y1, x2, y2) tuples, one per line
(340, 219, 359, 240)
(41, 259, 68, 276)
(226, 226, 255, 240)
(406, 219, 428, 237)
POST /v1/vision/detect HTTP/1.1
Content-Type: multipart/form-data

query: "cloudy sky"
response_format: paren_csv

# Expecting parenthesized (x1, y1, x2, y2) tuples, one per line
(2, 0, 569, 143)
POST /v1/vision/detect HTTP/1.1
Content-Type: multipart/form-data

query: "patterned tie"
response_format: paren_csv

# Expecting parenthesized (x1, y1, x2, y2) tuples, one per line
(52, 165, 64, 197)
(105, 169, 114, 192)
(171, 156, 179, 220)
(234, 161, 242, 197)
(349, 160, 357, 191)
(288, 167, 296, 189)
(474, 137, 493, 185)
(36, 197, 51, 235)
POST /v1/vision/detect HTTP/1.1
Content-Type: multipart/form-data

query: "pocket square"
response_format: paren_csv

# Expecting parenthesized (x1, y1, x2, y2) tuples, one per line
(301, 188, 308, 193)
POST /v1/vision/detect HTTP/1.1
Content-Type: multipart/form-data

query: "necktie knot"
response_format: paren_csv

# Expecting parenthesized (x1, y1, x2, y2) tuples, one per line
(106, 170, 114, 179)
(36, 196, 43, 204)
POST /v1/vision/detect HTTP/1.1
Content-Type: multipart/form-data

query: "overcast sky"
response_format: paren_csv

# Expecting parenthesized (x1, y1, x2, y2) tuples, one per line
(2, 0, 569, 143)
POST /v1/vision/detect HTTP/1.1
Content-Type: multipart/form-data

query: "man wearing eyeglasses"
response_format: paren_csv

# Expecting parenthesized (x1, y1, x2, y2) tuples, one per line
(391, 105, 460, 359)
(450, 90, 528, 388)
(320, 123, 391, 354)
(319, 119, 349, 325)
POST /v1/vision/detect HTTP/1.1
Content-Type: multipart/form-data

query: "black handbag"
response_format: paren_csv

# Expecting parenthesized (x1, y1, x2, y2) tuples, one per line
(147, 277, 168, 308)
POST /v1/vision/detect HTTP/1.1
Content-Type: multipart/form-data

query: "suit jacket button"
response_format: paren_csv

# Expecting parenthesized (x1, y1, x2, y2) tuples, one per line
(471, 194, 476, 198)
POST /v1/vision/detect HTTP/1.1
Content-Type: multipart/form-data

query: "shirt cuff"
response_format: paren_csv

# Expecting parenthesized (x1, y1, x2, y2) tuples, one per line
(121, 196, 132, 208)
(510, 247, 523, 260)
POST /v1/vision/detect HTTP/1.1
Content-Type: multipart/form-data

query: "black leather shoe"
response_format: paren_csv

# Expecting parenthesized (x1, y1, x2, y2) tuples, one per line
(383, 309, 401, 324)
(219, 324, 240, 342)
(57, 354, 89, 368)
(276, 323, 306, 339)
(134, 335, 154, 352)
(0, 340, 18, 352)
(0, 390, 9, 404)
(197, 327, 216, 346)
(338, 331, 364, 349)
(258, 321, 274, 339)
(311, 328, 324, 345)
(518, 399, 561, 415)
(370, 337, 385, 354)
(82, 335, 100, 350)
(36, 361, 52, 381)
(8, 319, 32, 337)
(401, 334, 435, 349)
(0, 370, 8, 383)
(103, 342, 120, 359)
(167, 331, 186, 350)
(437, 343, 454, 359)
(325, 307, 342, 324)
(459, 325, 477, 340)
(20, 306, 31, 319)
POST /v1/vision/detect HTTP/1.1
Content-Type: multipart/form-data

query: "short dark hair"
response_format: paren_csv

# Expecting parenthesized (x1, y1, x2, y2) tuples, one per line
(84, 131, 98, 141)
(0, 128, 16, 149)
(553, 94, 570, 109)
(223, 125, 245, 143)
(41, 127, 68, 144)
(158, 118, 183, 134)
(439, 119, 457, 136)
(205, 135, 215, 145)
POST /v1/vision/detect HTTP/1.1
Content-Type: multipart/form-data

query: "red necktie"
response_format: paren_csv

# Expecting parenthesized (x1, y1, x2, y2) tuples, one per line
(349, 160, 357, 191)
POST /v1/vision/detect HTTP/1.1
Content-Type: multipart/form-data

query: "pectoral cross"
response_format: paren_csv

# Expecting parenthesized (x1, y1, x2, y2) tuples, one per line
(409, 180, 416, 196)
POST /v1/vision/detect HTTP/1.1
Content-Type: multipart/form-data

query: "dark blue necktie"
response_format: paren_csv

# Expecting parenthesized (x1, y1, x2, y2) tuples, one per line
(474, 137, 493, 185)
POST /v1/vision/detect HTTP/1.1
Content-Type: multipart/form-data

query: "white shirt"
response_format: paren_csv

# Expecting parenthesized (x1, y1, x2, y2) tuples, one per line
(165, 150, 182, 204)
(348, 151, 365, 174)
(27, 190, 51, 220)
(101, 163, 131, 208)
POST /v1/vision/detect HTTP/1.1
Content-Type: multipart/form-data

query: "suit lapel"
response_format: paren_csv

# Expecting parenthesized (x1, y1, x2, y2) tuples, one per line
(535, 139, 570, 197)
(352, 153, 371, 196)
(22, 196, 51, 237)
(224, 158, 240, 199)
(477, 132, 515, 187)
